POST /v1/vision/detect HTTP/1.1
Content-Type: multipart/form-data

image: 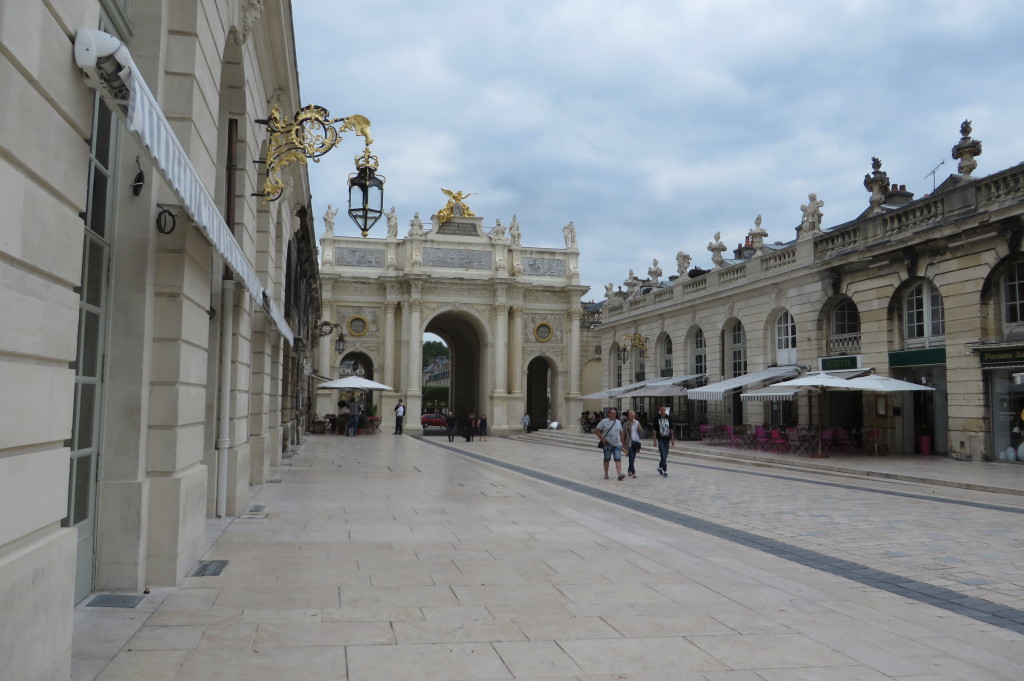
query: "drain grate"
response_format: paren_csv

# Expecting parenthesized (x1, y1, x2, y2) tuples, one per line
(189, 560, 229, 577)
(87, 594, 145, 608)
(249, 505, 265, 512)
(268, 479, 282, 484)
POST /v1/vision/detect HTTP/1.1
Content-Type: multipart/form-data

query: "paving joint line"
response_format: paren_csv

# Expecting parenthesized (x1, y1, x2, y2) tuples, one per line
(424, 439, 1024, 634)
(522, 437, 1024, 515)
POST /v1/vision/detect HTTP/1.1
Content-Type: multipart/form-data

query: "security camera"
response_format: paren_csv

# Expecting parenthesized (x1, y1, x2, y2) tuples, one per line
(74, 29, 135, 99)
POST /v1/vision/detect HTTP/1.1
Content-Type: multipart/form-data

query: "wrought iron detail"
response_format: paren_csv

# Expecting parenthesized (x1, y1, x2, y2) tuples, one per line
(311, 320, 341, 347)
(257, 104, 374, 201)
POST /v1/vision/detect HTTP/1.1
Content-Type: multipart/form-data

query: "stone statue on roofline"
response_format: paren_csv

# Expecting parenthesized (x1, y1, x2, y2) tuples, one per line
(562, 220, 577, 248)
(675, 251, 691, 277)
(408, 212, 423, 236)
(385, 206, 398, 238)
(799, 193, 824, 234)
(323, 204, 338, 234)
(509, 215, 521, 246)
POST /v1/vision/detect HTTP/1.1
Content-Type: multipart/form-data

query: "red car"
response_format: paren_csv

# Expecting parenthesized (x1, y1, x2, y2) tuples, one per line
(421, 413, 447, 429)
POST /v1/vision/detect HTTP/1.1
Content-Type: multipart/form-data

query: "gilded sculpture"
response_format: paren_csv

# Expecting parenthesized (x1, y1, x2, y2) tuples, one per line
(436, 188, 477, 224)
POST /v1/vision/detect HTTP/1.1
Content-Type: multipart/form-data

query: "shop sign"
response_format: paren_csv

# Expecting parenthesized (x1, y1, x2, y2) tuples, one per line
(979, 346, 1024, 367)
(819, 355, 861, 371)
(889, 348, 946, 367)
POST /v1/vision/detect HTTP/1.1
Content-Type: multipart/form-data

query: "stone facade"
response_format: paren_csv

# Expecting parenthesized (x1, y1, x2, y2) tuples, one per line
(0, 2, 316, 679)
(318, 214, 588, 435)
(597, 126, 1024, 462)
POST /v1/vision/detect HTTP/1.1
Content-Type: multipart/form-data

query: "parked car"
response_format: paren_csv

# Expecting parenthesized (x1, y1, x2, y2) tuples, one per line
(421, 413, 447, 429)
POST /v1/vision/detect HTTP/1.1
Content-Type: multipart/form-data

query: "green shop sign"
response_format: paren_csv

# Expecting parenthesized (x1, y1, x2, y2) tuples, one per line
(978, 346, 1024, 367)
(888, 348, 946, 367)
(820, 355, 861, 371)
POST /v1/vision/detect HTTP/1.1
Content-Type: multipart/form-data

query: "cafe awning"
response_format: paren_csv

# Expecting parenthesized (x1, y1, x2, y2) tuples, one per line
(687, 366, 800, 401)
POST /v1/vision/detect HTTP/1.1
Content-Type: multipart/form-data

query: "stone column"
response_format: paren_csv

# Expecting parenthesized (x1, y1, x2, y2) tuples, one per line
(383, 300, 397, 388)
(318, 301, 332, 378)
(568, 309, 581, 395)
(510, 306, 524, 396)
(404, 297, 423, 431)
(492, 303, 509, 394)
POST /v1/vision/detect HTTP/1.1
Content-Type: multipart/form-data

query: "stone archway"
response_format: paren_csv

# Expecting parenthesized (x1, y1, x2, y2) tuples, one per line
(317, 209, 588, 437)
(425, 311, 488, 424)
(526, 355, 560, 429)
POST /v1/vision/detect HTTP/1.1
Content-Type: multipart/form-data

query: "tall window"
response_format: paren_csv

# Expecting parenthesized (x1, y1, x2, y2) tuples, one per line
(729, 322, 746, 377)
(1004, 261, 1024, 326)
(775, 312, 796, 350)
(692, 328, 706, 375)
(775, 311, 796, 365)
(828, 298, 861, 355)
(614, 345, 623, 387)
(634, 349, 646, 382)
(662, 336, 673, 376)
(903, 281, 945, 348)
(65, 94, 117, 602)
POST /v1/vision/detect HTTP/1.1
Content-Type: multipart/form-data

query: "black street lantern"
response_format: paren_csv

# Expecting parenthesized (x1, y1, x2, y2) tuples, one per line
(348, 148, 385, 237)
(335, 331, 347, 356)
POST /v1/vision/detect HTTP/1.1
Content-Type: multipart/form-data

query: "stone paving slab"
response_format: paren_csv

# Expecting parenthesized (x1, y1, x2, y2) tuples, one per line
(73, 433, 1024, 681)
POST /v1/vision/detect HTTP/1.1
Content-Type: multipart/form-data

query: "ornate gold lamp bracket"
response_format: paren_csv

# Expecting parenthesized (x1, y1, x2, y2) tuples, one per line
(256, 104, 375, 202)
(311, 320, 342, 348)
(623, 333, 649, 358)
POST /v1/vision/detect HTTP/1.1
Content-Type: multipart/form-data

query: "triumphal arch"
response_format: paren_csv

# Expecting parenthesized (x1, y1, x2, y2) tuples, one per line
(316, 192, 588, 436)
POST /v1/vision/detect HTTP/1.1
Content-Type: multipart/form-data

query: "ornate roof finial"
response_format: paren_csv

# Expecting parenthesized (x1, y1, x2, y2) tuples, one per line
(952, 120, 982, 178)
(863, 157, 890, 214)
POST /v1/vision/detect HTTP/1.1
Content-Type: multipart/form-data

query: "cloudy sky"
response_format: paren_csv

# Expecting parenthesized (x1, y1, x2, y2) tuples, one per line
(293, 0, 1023, 300)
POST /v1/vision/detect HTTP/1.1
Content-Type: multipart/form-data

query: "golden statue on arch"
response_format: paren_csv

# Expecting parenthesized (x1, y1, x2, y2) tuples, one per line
(437, 188, 477, 224)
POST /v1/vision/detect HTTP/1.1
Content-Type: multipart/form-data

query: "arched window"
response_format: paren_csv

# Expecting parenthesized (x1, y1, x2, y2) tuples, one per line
(1004, 260, 1024, 327)
(775, 311, 796, 365)
(729, 321, 746, 377)
(692, 328, 706, 375)
(829, 298, 861, 355)
(903, 281, 945, 349)
(662, 336, 673, 376)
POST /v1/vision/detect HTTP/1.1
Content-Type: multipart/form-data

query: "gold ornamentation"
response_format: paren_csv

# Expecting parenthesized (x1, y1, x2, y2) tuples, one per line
(623, 333, 649, 358)
(260, 104, 374, 201)
(437, 188, 476, 224)
(534, 322, 553, 342)
(347, 316, 369, 336)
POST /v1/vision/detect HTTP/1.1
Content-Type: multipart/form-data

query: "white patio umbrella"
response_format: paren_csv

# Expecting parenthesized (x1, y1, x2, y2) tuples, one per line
(843, 375, 934, 392)
(317, 376, 393, 391)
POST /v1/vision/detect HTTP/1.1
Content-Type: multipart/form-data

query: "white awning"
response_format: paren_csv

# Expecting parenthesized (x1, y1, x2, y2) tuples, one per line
(739, 368, 871, 401)
(687, 366, 801, 401)
(606, 379, 650, 397)
(74, 30, 293, 346)
(740, 385, 804, 401)
(645, 373, 706, 387)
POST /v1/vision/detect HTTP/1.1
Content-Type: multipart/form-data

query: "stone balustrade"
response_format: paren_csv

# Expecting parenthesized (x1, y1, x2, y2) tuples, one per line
(602, 162, 1024, 324)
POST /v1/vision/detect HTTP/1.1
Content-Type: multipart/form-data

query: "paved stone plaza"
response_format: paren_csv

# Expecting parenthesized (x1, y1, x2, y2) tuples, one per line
(73, 434, 1024, 681)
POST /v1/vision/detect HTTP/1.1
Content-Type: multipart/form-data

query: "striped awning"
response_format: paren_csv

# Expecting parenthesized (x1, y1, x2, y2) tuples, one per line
(740, 385, 804, 401)
(687, 366, 800, 401)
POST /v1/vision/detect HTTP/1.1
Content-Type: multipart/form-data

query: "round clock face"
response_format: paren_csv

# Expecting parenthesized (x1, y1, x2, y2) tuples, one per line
(348, 316, 368, 336)
(534, 323, 553, 342)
